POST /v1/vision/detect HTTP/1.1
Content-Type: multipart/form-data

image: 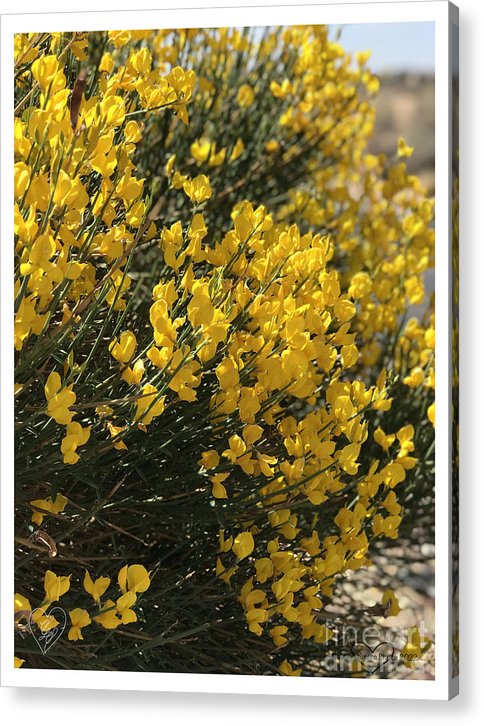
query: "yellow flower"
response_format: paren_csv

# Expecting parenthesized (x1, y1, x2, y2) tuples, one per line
(243, 424, 263, 446)
(134, 384, 165, 425)
(210, 471, 230, 499)
(44, 372, 76, 425)
(187, 281, 215, 327)
(83, 570, 110, 605)
(230, 137, 245, 161)
(374, 427, 395, 453)
(167, 354, 200, 402)
(31, 54, 60, 92)
(100, 94, 126, 128)
(106, 421, 128, 450)
(14, 162, 30, 199)
(116, 591, 138, 624)
(60, 422, 91, 465)
(14, 593, 32, 615)
(397, 136, 414, 158)
(270, 79, 292, 98)
(216, 357, 239, 390)
(128, 47, 152, 76)
(191, 138, 226, 166)
(425, 328, 435, 349)
(279, 659, 302, 676)
(108, 30, 131, 48)
(356, 50, 372, 65)
(222, 434, 246, 463)
(341, 344, 359, 368)
(382, 588, 401, 617)
(381, 462, 406, 488)
(237, 84, 255, 108)
(238, 388, 260, 423)
(300, 531, 321, 557)
(118, 564, 151, 594)
(246, 606, 268, 635)
(403, 366, 425, 387)
(125, 120, 142, 144)
(109, 330, 137, 363)
(183, 174, 212, 204)
(337, 443, 361, 475)
(255, 557, 274, 584)
(14, 656, 25, 668)
(68, 608, 91, 640)
(405, 276, 424, 305)
(43, 570, 71, 603)
(334, 297, 356, 322)
(232, 532, 254, 560)
(348, 271, 372, 299)
(211, 474, 229, 500)
(382, 491, 402, 516)
(94, 600, 121, 630)
(372, 513, 401, 539)
(199, 450, 220, 470)
(400, 626, 432, 669)
(265, 139, 280, 153)
(30, 492, 67, 526)
(122, 359, 145, 385)
(270, 625, 288, 646)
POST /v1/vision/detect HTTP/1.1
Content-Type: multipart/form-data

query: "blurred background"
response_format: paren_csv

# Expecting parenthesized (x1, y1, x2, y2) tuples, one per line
(332, 22, 435, 194)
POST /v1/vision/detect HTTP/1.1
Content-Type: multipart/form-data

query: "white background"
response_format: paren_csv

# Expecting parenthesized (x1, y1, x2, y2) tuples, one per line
(1, 0, 482, 721)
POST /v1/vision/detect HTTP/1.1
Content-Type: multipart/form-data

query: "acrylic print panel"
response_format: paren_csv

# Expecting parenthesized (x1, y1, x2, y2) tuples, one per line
(1, 1, 457, 700)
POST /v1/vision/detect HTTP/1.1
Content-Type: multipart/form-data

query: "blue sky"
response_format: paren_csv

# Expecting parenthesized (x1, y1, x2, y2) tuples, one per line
(330, 22, 435, 74)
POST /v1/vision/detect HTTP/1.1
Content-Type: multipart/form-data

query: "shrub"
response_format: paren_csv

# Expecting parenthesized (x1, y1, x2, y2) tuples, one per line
(14, 27, 435, 675)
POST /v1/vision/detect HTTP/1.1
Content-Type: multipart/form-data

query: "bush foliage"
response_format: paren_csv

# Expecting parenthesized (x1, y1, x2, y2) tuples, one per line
(14, 26, 435, 676)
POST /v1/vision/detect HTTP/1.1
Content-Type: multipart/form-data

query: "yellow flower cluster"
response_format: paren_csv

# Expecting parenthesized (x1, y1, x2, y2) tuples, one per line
(14, 35, 195, 351)
(14, 27, 435, 675)
(14, 565, 151, 664)
(398, 315, 435, 425)
(44, 372, 91, 463)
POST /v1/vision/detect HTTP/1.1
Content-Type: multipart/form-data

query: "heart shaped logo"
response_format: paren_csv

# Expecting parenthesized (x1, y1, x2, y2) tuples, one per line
(28, 607, 67, 654)
(352, 641, 395, 674)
